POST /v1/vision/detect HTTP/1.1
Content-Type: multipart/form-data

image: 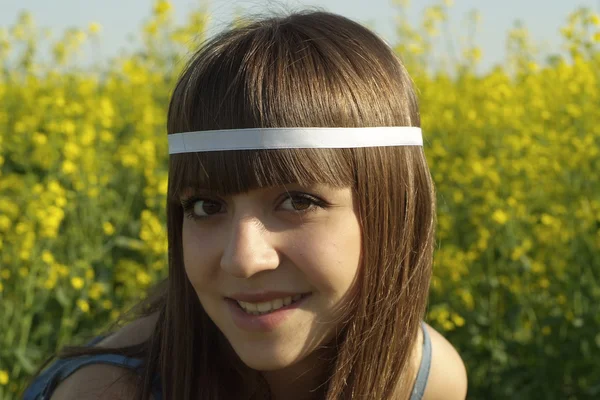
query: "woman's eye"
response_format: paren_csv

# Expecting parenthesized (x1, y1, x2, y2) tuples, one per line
(279, 193, 326, 213)
(181, 198, 223, 220)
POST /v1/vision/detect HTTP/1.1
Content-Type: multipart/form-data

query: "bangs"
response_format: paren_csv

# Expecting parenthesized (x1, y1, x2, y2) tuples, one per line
(167, 148, 355, 202)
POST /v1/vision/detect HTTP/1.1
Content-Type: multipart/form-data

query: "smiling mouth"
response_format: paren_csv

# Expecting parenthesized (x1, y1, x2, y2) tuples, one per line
(230, 293, 311, 315)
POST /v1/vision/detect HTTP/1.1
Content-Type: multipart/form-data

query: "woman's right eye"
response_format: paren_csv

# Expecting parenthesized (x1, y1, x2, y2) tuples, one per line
(181, 197, 224, 220)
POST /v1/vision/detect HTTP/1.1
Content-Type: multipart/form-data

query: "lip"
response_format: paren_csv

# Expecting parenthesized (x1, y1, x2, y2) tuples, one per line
(227, 291, 310, 303)
(226, 293, 312, 332)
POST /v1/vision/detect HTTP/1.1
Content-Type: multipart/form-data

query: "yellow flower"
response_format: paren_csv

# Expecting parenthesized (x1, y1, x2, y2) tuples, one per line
(154, 0, 172, 16)
(442, 320, 455, 331)
(452, 190, 464, 203)
(100, 130, 114, 143)
(43, 278, 56, 290)
(0, 369, 8, 385)
(41, 250, 55, 264)
(57, 264, 69, 277)
(0, 281, 3, 293)
(541, 326, 551, 335)
(63, 142, 81, 159)
(457, 289, 474, 310)
(77, 299, 90, 313)
(89, 22, 102, 34)
(136, 270, 152, 286)
(32, 132, 48, 145)
(557, 294, 567, 305)
(102, 299, 113, 310)
(71, 276, 84, 290)
(61, 160, 77, 174)
(451, 313, 465, 327)
(0, 215, 11, 231)
(540, 214, 556, 226)
(89, 282, 105, 300)
(88, 188, 99, 198)
(492, 209, 509, 225)
(103, 221, 115, 235)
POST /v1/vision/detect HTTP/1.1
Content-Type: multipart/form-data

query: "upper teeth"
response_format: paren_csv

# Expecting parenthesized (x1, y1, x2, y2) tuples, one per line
(237, 294, 304, 315)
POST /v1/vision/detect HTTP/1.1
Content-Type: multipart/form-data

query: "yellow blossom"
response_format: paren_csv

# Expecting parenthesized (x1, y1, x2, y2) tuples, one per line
(0, 215, 11, 231)
(492, 209, 509, 225)
(541, 326, 551, 335)
(32, 132, 48, 145)
(71, 276, 84, 290)
(442, 320, 455, 331)
(41, 250, 55, 264)
(61, 160, 77, 174)
(63, 142, 81, 159)
(89, 282, 105, 300)
(103, 221, 115, 235)
(57, 264, 69, 277)
(136, 270, 152, 285)
(154, 0, 172, 16)
(451, 313, 465, 327)
(89, 22, 102, 34)
(88, 187, 99, 198)
(43, 278, 57, 290)
(0, 369, 8, 385)
(77, 299, 90, 313)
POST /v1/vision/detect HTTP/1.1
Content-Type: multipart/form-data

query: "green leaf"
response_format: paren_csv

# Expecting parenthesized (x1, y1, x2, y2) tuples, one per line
(113, 236, 146, 251)
(55, 286, 70, 307)
(14, 348, 36, 374)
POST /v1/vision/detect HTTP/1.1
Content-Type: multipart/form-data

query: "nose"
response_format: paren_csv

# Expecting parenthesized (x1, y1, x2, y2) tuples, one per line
(220, 216, 280, 278)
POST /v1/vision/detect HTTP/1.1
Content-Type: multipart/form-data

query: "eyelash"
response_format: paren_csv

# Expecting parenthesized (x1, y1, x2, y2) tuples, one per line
(180, 192, 329, 221)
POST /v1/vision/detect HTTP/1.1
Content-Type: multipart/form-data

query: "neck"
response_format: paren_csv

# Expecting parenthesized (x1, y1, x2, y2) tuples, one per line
(261, 347, 332, 400)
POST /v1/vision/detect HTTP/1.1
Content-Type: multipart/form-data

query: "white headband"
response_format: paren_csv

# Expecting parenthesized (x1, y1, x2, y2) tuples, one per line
(168, 127, 422, 154)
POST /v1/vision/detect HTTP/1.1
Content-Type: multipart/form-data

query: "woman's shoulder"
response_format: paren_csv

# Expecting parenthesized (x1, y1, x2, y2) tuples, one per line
(48, 363, 147, 400)
(43, 313, 160, 400)
(420, 322, 468, 400)
(94, 311, 160, 348)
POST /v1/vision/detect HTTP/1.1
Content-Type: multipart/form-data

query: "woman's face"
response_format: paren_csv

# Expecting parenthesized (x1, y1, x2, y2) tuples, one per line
(180, 183, 362, 371)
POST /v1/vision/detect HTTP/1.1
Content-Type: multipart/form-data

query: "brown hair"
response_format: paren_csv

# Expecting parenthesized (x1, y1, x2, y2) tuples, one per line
(26, 10, 436, 400)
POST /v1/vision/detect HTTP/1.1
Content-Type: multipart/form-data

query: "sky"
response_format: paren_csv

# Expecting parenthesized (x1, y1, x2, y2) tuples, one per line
(1, 0, 599, 72)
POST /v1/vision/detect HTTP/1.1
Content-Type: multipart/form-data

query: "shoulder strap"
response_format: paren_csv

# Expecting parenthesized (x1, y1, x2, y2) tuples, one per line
(22, 337, 162, 400)
(410, 321, 432, 400)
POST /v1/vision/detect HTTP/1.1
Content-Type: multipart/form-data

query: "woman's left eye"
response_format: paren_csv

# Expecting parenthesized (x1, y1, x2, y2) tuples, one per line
(278, 193, 327, 214)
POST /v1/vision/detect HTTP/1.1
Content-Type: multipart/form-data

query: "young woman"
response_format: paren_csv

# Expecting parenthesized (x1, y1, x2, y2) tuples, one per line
(24, 10, 467, 400)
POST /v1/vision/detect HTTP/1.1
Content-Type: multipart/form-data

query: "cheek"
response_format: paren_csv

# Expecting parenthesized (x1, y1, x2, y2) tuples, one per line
(181, 222, 218, 285)
(294, 221, 362, 294)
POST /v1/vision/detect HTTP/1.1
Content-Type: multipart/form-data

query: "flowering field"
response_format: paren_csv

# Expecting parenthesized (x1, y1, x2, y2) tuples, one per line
(0, 2, 599, 399)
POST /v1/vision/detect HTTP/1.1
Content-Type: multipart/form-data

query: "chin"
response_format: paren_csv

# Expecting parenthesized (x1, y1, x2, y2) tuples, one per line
(232, 342, 305, 371)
